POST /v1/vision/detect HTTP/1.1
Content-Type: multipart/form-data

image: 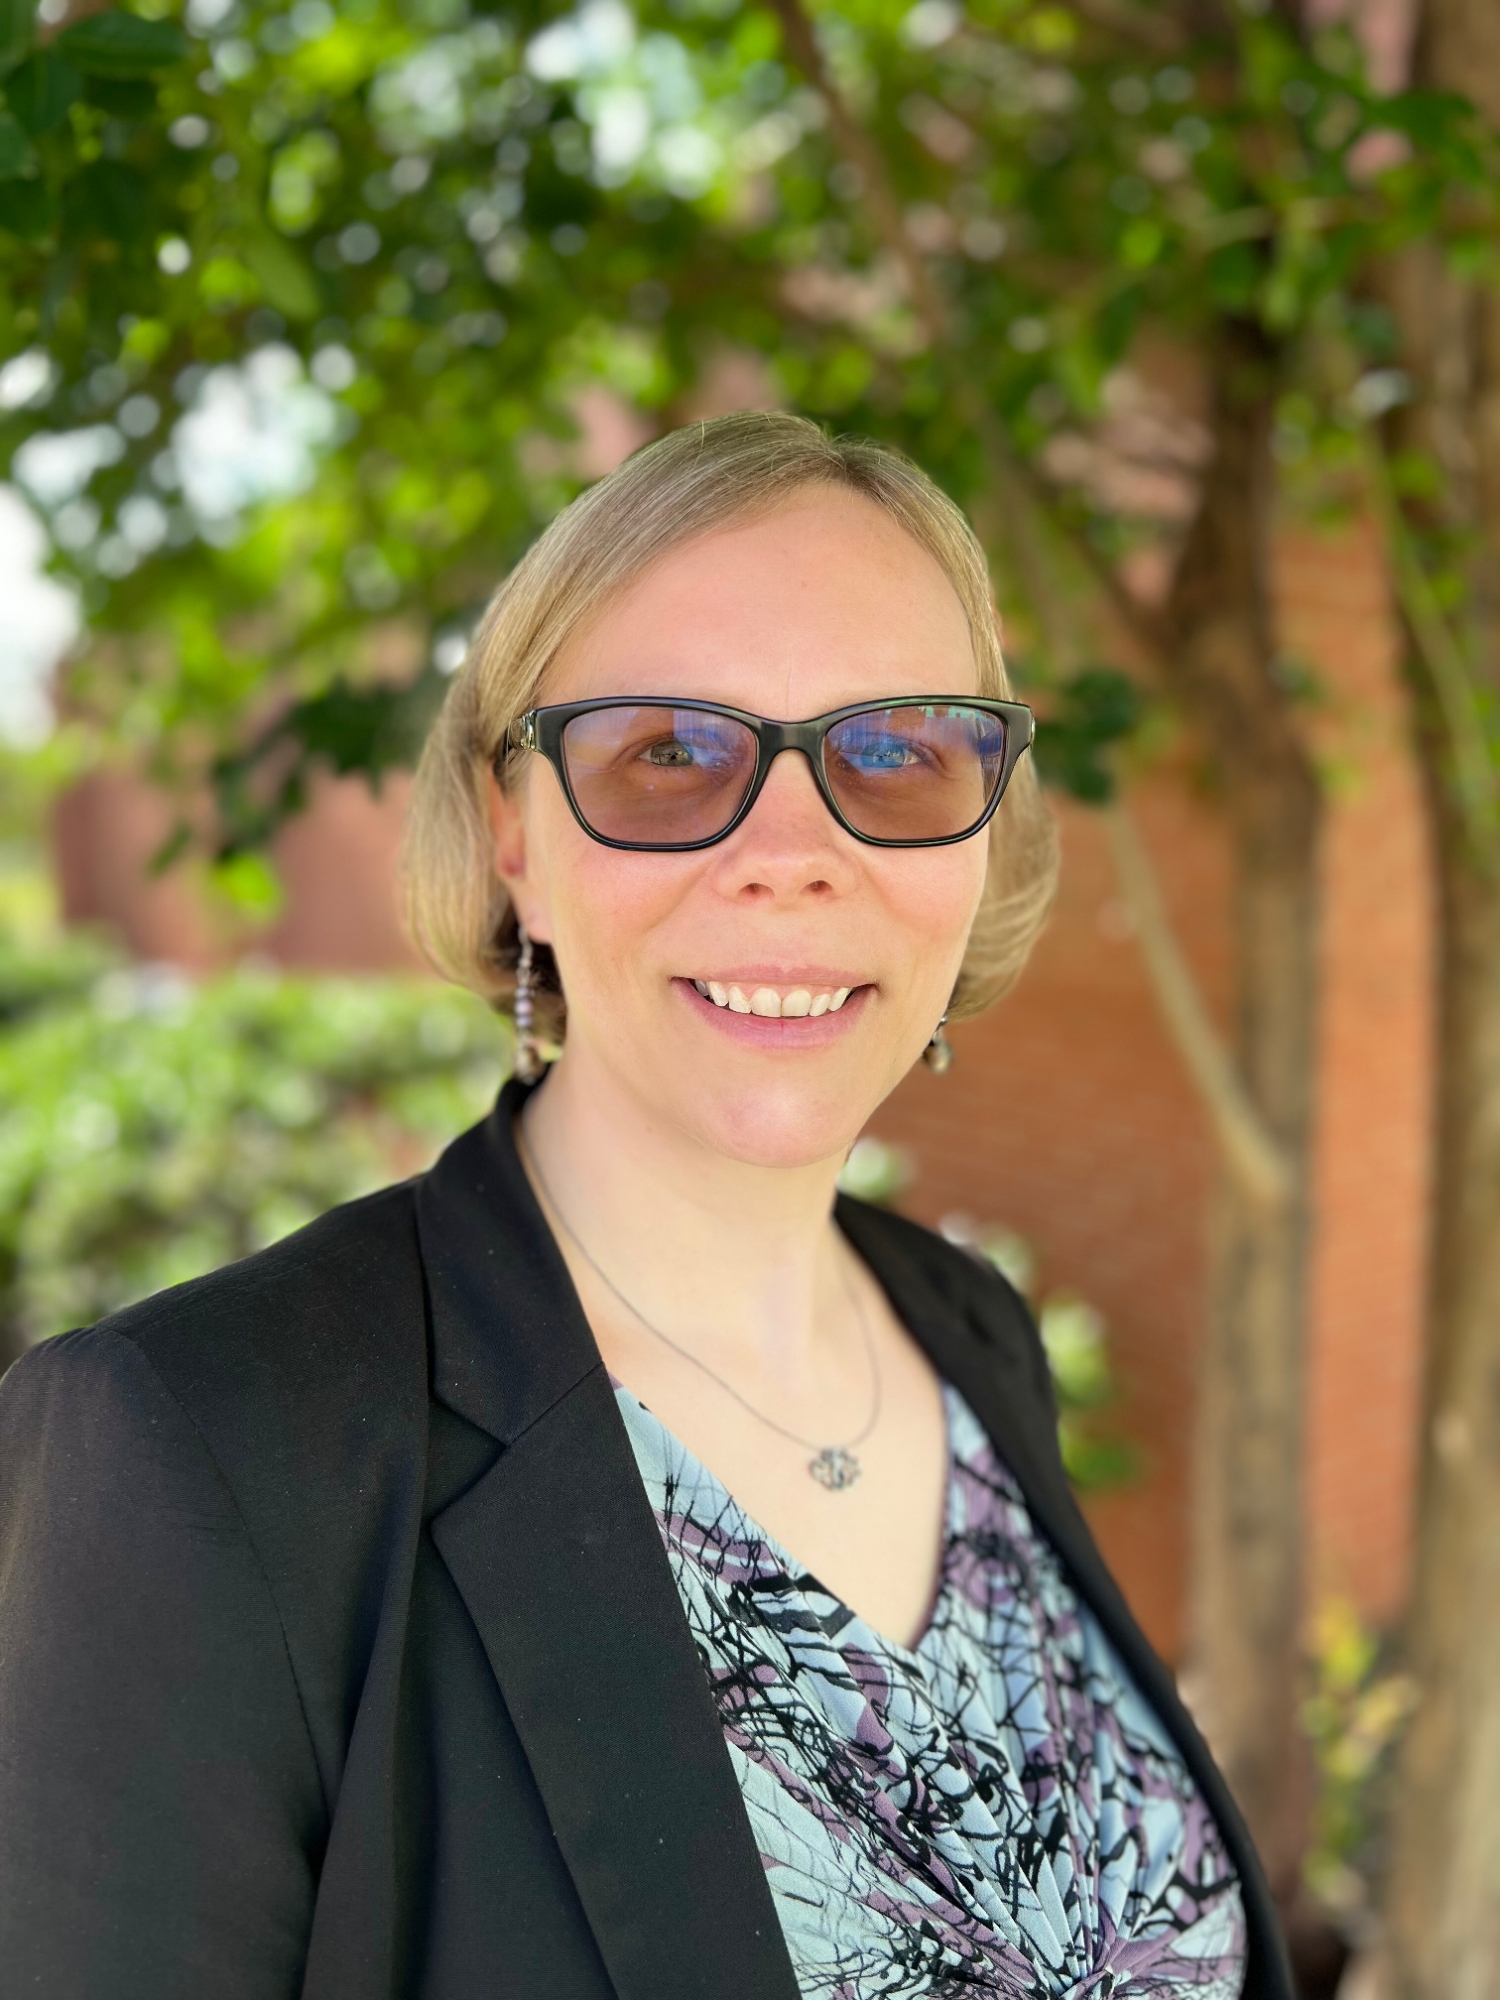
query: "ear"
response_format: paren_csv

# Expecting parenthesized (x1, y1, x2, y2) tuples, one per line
(488, 769, 553, 943)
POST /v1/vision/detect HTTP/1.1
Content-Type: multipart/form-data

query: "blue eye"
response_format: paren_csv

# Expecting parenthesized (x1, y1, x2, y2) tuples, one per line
(839, 737, 922, 772)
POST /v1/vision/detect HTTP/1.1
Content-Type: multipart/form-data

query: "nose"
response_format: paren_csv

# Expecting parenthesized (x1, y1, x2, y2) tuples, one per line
(707, 744, 858, 904)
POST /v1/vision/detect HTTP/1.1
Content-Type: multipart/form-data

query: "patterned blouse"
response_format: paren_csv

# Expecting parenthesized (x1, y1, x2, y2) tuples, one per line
(614, 1378, 1246, 2000)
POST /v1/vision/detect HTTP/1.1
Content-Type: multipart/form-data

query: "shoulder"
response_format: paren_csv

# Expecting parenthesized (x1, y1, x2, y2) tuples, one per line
(0, 1318, 210, 1507)
(1, 1176, 430, 1566)
(97, 1175, 425, 1377)
(0, 1317, 295, 1626)
(1, 1180, 434, 1773)
(54, 1176, 423, 1421)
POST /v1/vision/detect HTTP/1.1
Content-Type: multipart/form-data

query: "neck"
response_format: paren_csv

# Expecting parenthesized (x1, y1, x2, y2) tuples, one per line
(518, 1044, 853, 1377)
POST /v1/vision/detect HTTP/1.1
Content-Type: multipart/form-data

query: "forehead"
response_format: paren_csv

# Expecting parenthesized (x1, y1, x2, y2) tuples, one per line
(542, 486, 978, 715)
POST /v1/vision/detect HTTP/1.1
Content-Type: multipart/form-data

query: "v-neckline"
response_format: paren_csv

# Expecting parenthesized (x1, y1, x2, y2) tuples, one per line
(609, 1373, 962, 1660)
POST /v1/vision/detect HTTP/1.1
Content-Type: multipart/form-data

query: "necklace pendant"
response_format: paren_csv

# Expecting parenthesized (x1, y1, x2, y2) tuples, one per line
(808, 1446, 861, 1491)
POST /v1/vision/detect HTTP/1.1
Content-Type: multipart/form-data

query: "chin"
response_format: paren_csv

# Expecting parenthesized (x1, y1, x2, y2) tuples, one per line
(672, 1070, 890, 1173)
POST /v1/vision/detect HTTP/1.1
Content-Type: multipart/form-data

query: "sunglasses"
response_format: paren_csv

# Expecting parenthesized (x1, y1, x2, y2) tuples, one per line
(500, 696, 1035, 852)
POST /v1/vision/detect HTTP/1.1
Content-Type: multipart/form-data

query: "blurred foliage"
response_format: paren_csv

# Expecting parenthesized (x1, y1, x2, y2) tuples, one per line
(944, 1208, 1141, 1488)
(0, 843, 115, 1020)
(0, 890, 509, 1354)
(1032, 664, 1141, 803)
(839, 1134, 1139, 1489)
(3, 0, 1497, 848)
(1300, 1595, 1418, 1929)
(837, 1129, 915, 1205)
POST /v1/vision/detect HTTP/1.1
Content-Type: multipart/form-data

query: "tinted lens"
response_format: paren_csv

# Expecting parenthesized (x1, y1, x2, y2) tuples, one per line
(824, 704, 1007, 842)
(560, 705, 758, 846)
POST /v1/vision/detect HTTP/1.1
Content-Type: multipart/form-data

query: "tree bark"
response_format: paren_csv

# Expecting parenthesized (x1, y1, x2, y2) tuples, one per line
(1378, 832, 1500, 2000)
(1163, 326, 1323, 1892)
(1374, 1, 1500, 1987)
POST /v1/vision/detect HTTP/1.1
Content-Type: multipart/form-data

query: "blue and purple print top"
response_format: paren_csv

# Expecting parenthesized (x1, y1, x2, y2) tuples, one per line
(614, 1379, 1246, 2000)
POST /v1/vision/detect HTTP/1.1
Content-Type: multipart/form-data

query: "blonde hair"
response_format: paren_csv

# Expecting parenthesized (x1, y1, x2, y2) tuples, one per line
(402, 412, 1057, 1026)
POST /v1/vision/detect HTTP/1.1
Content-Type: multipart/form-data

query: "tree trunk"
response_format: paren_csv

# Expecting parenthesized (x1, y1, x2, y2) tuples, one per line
(1374, 1, 1500, 1987)
(1165, 325, 1322, 1891)
(1378, 834, 1500, 2000)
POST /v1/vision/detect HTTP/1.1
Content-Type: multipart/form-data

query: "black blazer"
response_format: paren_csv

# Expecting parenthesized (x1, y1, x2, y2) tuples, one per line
(0, 1078, 1292, 2000)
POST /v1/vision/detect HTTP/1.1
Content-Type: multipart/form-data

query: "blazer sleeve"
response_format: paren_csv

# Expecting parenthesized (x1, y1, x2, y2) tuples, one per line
(0, 1326, 327, 2000)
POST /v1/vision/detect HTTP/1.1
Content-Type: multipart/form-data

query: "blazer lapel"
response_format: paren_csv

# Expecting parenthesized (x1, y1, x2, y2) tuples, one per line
(417, 1084, 799, 2000)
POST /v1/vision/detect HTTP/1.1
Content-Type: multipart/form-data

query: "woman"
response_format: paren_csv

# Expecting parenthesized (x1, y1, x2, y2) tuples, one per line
(0, 414, 1289, 1999)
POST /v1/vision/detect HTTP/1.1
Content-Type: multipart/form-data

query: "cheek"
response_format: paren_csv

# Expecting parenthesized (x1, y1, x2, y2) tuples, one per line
(877, 843, 990, 965)
(536, 813, 698, 992)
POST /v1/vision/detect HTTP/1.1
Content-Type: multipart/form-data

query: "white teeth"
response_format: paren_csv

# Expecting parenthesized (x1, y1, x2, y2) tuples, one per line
(697, 981, 858, 1016)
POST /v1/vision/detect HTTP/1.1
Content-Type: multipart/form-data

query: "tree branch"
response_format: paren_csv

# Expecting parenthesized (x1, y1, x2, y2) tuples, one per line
(767, 0, 1069, 635)
(1070, 0, 1186, 54)
(769, 0, 1175, 676)
(1027, 474, 1178, 667)
(766, 0, 949, 341)
(1359, 423, 1500, 864)
(1104, 800, 1293, 1211)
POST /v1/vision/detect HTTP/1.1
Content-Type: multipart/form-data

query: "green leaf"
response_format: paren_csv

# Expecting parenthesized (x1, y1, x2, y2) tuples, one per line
(284, 672, 448, 779)
(1241, 15, 1301, 113)
(242, 230, 322, 321)
(53, 9, 188, 77)
(65, 158, 149, 244)
(0, 165, 50, 228)
(1373, 87, 1474, 151)
(0, 105, 30, 176)
(208, 671, 448, 854)
(1208, 240, 1260, 312)
(208, 851, 284, 921)
(1119, 217, 1163, 269)
(81, 72, 156, 119)
(1033, 668, 1142, 803)
(0, 0, 33, 78)
(6, 51, 82, 135)
(1096, 283, 1144, 369)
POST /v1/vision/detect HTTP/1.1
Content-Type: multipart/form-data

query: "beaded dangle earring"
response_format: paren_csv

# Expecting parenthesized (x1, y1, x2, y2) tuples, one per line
(923, 1013, 954, 1074)
(513, 922, 546, 1083)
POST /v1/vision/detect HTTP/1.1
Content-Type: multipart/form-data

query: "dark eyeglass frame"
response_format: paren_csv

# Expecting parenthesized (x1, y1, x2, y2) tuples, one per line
(499, 695, 1036, 853)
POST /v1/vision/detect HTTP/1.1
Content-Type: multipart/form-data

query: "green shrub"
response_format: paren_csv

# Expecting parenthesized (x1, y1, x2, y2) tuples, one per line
(0, 949, 508, 1359)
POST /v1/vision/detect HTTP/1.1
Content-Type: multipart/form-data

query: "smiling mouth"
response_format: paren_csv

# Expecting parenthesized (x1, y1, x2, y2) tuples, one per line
(688, 979, 857, 1018)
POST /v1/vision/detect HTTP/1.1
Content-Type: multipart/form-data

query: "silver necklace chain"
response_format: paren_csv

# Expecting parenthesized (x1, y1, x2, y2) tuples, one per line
(518, 1126, 882, 1491)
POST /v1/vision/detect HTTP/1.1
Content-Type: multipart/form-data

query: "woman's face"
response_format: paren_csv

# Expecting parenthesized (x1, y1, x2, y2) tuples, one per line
(491, 487, 992, 1169)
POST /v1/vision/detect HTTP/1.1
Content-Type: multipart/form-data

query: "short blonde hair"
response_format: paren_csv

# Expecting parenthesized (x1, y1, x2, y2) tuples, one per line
(402, 412, 1057, 1025)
